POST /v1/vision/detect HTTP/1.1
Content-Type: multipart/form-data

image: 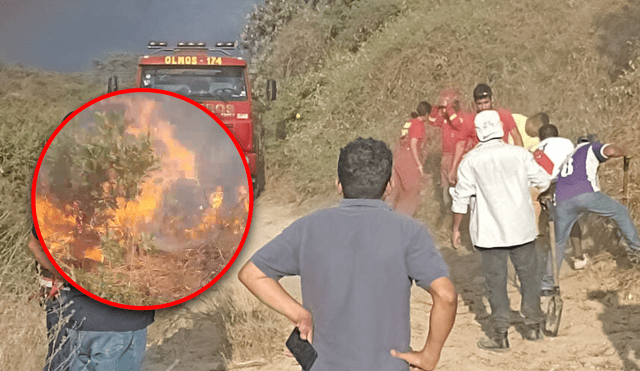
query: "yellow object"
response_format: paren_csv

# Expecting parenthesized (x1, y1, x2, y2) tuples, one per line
(510, 113, 539, 152)
(84, 247, 104, 263)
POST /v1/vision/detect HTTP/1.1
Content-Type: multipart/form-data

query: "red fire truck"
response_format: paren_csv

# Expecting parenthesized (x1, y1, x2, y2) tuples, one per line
(108, 41, 276, 198)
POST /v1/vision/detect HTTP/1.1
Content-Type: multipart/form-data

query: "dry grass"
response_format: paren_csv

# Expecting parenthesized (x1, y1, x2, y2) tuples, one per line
(217, 285, 290, 363)
(0, 295, 48, 370)
(3, 0, 640, 368)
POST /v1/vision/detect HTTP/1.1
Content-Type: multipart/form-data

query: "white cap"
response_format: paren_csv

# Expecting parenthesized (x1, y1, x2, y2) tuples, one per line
(475, 110, 503, 142)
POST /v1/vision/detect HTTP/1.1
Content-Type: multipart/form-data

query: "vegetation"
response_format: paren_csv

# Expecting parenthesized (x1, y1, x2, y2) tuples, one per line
(243, 0, 640, 202)
(2, 0, 640, 368)
(41, 111, 159, 263)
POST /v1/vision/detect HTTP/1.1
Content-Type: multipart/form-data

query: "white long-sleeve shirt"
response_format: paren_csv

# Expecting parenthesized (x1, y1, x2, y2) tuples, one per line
(451, 140, 551, 248)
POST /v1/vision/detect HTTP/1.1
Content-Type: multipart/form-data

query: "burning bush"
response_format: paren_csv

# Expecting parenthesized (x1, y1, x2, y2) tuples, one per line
(37, 109, 160, 268)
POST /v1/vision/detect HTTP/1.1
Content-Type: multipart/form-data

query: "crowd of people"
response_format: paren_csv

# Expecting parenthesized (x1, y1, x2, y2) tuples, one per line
(239, 82, 640, 370)
(28, 84, 640, 370)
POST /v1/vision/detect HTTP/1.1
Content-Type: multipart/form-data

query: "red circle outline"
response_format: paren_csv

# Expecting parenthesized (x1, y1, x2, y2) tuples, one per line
(31, 88, 254, 310)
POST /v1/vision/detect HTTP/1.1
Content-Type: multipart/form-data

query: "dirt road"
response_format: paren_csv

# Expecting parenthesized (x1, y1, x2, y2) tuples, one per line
(142, 190, 640, 371)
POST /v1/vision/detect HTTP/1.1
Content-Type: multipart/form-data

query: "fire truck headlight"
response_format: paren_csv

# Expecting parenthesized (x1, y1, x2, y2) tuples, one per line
(237, 113, 249, 119)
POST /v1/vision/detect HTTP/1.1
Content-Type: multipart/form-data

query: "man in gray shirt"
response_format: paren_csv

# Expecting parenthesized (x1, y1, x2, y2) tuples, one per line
(238, 137, 457, 371)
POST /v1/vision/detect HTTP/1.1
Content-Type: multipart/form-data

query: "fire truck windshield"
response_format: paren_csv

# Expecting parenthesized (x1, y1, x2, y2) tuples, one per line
(140, 66, 247, 102)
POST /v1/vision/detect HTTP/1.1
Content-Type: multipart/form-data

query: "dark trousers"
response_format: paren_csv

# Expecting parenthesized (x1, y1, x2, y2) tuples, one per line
(478, 241, 543, 333)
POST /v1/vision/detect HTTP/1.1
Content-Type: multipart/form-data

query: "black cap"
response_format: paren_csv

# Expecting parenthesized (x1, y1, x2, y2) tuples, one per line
(473, 83, 492, 101)
(577, 134, 599, 144)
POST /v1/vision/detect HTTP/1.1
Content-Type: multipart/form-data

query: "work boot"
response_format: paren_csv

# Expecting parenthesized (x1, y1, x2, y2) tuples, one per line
(522, 324, 544, 342)
(477, 332, 509, 352)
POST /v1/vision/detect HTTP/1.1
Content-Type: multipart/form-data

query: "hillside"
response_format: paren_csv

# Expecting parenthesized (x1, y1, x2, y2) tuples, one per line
(2, 0, 640, 369)
(0, 56, 137, 370)
(248, 0, 640, 206)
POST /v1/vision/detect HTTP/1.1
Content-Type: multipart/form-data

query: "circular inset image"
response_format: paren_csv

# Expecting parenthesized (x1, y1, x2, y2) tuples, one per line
(32, 89, 252, 309)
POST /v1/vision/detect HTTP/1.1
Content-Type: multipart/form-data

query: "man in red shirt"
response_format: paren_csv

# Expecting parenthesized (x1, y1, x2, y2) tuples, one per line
(387, 101, 432, 217)
(472, 83, 523, 146)
(448, 84, 525, 186)
(427, 88, 475, 220)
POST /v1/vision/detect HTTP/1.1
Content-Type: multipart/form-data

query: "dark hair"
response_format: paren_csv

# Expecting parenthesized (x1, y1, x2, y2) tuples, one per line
(538, 124, 559, 141)
(577, 133, 599, 144)
(338, 137, 393, 199)
(473, 83, 492, 101)
(416, 101, 432, 117)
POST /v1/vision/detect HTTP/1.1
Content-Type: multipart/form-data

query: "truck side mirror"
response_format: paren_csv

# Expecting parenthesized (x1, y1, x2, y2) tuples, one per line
(108, 75, 119, 93)
(266, 79, 277, 101)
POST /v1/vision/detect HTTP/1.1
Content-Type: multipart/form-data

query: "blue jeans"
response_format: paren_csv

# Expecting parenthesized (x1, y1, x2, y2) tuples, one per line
(44, 291, 148, 371)
(67, 328, 148, 371)
(542, 192, 640, 290)
(478, 241, 543, 333)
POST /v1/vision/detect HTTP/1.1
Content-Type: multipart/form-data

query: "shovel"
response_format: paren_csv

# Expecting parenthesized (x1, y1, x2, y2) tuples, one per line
(622, 156, 630, 205)
(543, 199, 563, 337)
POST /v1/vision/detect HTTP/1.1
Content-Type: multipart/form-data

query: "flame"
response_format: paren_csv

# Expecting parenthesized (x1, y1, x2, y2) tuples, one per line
(209, 186, 224, 209)
(238, 185, 250, 212)
(84, 247, 104, 262)
(103, 97, 199, 235)
(35, 95, 249, 268)
(35, 197, 75, 257)
(184, 186, 224, 239)
(124, 99, 197, 182)
(81, 97, 199, 240)
(107, 181, 163, 236)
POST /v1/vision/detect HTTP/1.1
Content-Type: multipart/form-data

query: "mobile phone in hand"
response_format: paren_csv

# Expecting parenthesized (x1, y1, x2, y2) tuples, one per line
(285, 327, 317, 371)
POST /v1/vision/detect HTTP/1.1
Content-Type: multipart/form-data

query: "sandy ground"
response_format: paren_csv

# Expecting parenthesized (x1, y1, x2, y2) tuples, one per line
(142, 189, 640, 371)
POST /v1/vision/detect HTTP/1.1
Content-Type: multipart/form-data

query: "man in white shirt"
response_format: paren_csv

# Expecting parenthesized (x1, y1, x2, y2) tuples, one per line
(451, 110, 551, 352)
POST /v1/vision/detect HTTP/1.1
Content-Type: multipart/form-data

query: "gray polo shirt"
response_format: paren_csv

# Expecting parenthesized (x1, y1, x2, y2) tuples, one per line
(251, 198, 449, 371)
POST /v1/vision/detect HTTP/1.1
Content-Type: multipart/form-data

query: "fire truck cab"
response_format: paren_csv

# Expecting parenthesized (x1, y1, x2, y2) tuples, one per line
(108, 41, 275, 198)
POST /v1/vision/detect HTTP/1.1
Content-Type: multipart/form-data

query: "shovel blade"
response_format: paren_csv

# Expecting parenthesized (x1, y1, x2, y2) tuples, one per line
(543, 294, 563, 337)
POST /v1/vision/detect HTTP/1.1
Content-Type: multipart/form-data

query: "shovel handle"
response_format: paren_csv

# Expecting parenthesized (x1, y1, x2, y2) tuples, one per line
(623, 156, 630, 200)
(549, 220, 560, 286)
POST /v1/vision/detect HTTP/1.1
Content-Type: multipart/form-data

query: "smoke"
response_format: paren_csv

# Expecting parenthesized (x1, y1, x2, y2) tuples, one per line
(0, 0, 260, 72)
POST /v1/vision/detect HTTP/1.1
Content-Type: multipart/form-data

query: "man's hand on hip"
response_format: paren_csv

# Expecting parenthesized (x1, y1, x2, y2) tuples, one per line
(390, 348, 439, 371)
